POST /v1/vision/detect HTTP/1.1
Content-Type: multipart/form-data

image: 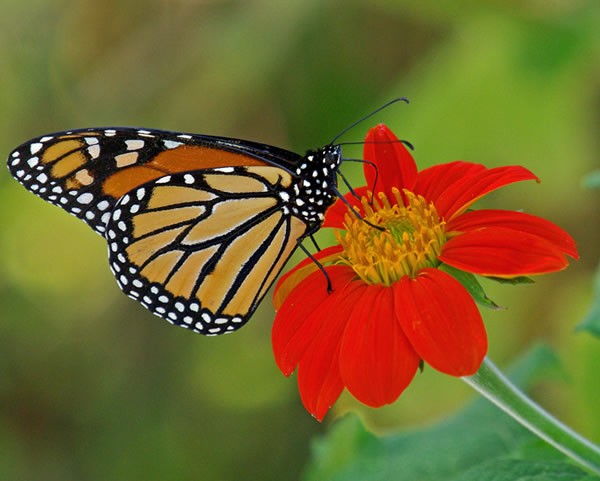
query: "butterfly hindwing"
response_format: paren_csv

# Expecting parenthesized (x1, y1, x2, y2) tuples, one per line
(106, 167, 308, 335)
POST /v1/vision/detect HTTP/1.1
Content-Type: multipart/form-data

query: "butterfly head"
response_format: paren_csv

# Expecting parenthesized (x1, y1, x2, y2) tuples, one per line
(289, 145, 342, 224)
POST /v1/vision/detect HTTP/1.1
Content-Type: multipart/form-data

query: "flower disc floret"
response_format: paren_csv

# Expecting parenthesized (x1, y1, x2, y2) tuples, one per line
(338, 188, 446, 285)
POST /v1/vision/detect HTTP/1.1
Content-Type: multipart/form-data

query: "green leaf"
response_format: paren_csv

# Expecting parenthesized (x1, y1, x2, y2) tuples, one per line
(303, 346, 600, 481)
(453, 459, 599, 481)
(583, 170, 600, 189)
(577, 263, 600, 337)
(440, 264, 502, 309)
(487, 276, 535, 285)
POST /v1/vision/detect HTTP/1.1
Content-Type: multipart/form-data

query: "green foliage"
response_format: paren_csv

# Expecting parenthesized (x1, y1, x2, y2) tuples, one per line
(487, 276, 535, 286)
(304, 347, 599, 481)
(453, 460, 599, 481)
(578, 265, 600, 337)
(440, 264, 502, 309)
(583, 171, 600, 190)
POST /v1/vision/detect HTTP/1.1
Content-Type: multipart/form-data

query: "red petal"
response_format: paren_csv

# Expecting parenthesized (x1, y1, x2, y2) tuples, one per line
(363, 124, 417, 197)
(447, 209, 578, 259)
(394, 268, 487, 376)
(272, 265, 356, 375)
(297, 280, 365, 421)
(323, 187, 368, 228)
(413, 161, 487, 205)
(273, 245, 344, 310)
(339, 285, 420, 407)
(440, 227, 570, 276)
(414, 163, 539, 220)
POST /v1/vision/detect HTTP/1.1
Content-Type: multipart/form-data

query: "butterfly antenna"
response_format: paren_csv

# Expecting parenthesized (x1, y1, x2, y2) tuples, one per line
(336, 139, 415, 150)
(329, 97, 409, 146)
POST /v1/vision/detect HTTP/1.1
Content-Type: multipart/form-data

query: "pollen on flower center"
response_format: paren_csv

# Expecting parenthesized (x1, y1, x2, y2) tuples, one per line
(337, 188, 446, 285)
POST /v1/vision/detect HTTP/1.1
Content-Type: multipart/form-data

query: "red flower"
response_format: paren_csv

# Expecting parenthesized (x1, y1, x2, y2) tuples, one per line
(272, 124, 578, 421)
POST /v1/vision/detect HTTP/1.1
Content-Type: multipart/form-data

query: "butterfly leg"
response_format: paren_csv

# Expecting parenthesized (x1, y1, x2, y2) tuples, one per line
(296, 241, 333, 294)
(309, 234, 321, 252)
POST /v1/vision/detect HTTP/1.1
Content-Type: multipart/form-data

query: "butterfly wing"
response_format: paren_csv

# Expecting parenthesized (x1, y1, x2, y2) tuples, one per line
(7, 127, 302, 235)
(6, 127, 339, 335)
(106, 166, 307, 335)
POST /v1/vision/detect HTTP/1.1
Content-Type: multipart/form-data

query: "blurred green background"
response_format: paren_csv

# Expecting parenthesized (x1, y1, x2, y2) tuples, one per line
(1, 1, 599, 480)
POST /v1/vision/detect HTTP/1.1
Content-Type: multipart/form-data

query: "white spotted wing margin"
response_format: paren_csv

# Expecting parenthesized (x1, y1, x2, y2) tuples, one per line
(106, 166, 309, 336)
(6, 127, 181, 235)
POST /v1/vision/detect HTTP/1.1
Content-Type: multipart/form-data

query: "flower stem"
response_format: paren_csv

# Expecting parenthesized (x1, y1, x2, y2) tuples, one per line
(463, 357, 600, 474)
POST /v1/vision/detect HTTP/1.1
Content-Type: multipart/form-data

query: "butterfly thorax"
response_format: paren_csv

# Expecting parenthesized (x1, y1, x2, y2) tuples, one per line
(286, 145, 342, 225)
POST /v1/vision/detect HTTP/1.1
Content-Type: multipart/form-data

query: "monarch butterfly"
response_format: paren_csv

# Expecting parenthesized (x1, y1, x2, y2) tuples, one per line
(6, 100, 405, 336)
(6, 125, 346, 335)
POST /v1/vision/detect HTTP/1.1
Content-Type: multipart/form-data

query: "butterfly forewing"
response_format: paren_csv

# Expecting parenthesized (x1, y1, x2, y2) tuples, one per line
(107, 167, 308, 335)
(7, 127, 302, 235)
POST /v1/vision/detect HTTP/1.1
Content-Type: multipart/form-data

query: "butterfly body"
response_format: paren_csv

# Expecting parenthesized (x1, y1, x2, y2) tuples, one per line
(7, 127, 342, 335)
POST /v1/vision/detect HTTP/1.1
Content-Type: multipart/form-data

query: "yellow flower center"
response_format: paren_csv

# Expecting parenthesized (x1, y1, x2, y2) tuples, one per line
(336, 188, 446, 286)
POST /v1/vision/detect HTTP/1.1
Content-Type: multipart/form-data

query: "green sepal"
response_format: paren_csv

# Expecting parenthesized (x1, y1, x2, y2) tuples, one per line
(440, 264, 503, 310)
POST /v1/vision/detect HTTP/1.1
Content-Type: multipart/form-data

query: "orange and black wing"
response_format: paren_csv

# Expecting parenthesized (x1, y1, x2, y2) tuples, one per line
(7, 127, 302, 235)
(106, 166, 308, 335)
(6, 127, 342, 335)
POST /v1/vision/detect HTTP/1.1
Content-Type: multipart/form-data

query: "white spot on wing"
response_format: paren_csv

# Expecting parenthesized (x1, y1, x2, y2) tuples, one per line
(77, 192, 94, 204)
(87, 145, 100, 158)
(126, 139, 145, 150)
(30, 143, 43, 154)
(164, 140, 183, 149)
